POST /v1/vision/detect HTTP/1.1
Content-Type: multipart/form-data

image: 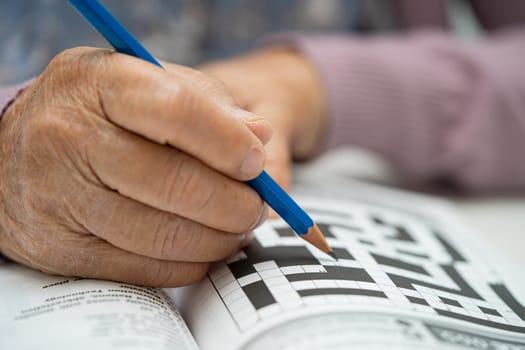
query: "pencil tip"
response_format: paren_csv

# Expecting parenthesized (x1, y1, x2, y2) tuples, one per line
(301, 223, 334, 255)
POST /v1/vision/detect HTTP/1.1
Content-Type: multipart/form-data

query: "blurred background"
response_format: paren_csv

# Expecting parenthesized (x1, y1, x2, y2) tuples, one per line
(0, 0, 388, 84)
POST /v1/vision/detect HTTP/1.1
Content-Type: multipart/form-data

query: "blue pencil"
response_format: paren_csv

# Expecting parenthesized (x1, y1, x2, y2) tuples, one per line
(69, 0, 333, 256)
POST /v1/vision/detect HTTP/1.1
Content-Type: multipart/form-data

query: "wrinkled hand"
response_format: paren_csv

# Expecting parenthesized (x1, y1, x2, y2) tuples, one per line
(200, 48, 326, 191)
(0, 47, 273, 287)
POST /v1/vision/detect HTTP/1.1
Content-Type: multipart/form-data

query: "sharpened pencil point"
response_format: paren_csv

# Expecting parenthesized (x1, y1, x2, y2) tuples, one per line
(327, 251, 337, 260)
(300, 224, 333, 255)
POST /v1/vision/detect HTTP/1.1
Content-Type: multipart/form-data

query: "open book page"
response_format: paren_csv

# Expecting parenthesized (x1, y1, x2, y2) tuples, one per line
(0, 260, 198, 350)
(169, 182, 525, 350)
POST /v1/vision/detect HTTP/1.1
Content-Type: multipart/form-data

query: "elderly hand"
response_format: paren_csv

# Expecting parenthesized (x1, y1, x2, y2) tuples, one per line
(200, 48, 326, 191)
(0, 47, 272, 287)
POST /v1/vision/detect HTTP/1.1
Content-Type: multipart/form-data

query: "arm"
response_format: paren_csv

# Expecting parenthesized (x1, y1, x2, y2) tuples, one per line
(290, 28, 525, 191)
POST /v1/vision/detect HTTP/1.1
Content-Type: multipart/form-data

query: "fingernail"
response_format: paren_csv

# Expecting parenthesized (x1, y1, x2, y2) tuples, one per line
(241, 147, 264, 178)
(243, 116, 267, 124)
(244, 117, 274, 146)
(243, 116, 271, 132)
(240, 231, 254, 248)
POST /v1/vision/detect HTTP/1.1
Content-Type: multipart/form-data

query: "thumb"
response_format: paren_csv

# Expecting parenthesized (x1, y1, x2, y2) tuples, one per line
(247, 102, 294, 191)
(243, 115, 273, 146)
(264, 132, 293, 219)
(248, 102, 294, 191)
(242, 103, 294, 218)
(265, 132, 292, 191)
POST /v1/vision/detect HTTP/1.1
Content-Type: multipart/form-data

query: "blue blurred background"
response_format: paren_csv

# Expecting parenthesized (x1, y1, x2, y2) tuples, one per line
(0, 0, 369, 84)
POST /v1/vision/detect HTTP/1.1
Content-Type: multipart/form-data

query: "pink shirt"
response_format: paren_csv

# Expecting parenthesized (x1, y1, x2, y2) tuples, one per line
(291, 28, 525, 191)
(1, 1, 524, 191)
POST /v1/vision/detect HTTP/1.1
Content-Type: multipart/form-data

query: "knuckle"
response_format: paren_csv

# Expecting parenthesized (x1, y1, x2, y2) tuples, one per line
(44, 47, 113, 103)
(160, 154, 202, 212)
(154, 217, 238, 262)
(145, 260, 188, 287)
(47, 47, 105, 80)
(163, 79, 184, 107)
(153, 216, 192, 259)
(47, 47, 86, 69)
(161, 81, 190, 124)
(161, 80, 209, 141)
(190, 178, 217, 214)
(23, 114, 80, 170)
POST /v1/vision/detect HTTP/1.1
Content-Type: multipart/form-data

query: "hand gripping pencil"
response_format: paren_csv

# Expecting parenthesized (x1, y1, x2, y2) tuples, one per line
(69, 0, 334, 256)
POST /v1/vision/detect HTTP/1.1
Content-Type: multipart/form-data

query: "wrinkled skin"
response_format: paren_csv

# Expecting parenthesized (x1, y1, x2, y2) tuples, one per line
(201, 48, 325, 191)
(0, 47, 324, 287)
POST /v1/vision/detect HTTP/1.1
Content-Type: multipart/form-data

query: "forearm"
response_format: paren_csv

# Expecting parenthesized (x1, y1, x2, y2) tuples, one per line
(284, 28, 525, 191)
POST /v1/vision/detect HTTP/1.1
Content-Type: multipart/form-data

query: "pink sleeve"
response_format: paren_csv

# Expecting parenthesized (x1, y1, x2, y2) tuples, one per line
(0, 81, 32, 121)
(288, 28, 525, 191)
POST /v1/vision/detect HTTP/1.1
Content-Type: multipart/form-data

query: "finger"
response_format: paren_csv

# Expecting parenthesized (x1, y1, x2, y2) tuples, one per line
(87, 123, 266, 234)
(161, 63, 274, 145)
(40, 233, 210, 287)
(265, 133, 293, 191)
(249, 102, 294, 191)
(244, 116, 273, 146)
(263, 134, 293, 220)
(95, 51, 271, 180)
(246, 102, 293, 219)
(74, 183, 249, 262)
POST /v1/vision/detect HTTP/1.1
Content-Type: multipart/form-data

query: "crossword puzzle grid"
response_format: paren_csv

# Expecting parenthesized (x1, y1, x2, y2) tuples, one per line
(208, 202, 525, 334)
